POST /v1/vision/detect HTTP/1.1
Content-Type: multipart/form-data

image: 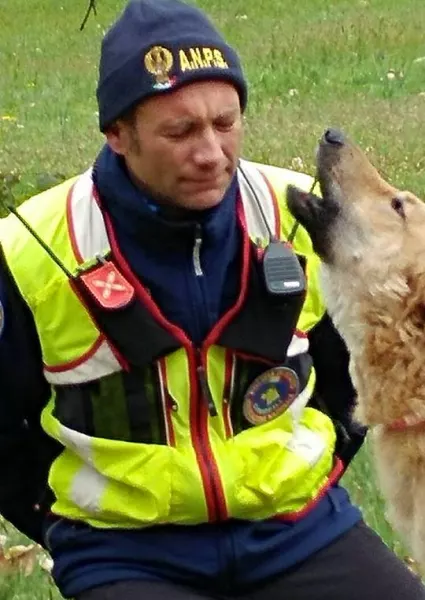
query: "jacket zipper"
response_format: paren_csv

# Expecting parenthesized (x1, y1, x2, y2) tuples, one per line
(191, 346, 227, 521)
(191, 223, 217, 416)
(190, 224, 226, 519)
(196, 348, 217, 416)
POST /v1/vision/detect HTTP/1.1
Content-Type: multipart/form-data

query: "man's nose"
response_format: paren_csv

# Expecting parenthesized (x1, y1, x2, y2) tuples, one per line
(194, 129, 223, 166)
(323, 128, 345, 146)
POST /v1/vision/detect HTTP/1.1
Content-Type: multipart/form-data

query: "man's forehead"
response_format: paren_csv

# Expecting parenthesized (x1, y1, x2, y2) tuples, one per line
(140, 81, 241, 123)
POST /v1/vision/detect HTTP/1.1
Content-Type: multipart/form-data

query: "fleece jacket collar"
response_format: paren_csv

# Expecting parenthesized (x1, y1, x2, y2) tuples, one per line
(92, 144, 238, 255)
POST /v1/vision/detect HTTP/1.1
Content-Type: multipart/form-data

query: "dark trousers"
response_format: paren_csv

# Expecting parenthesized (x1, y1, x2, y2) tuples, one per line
(77, 522, 425, 600)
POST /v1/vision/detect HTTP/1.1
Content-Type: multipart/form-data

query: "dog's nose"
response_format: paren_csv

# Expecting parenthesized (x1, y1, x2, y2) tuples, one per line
(323, 128, 345, 146)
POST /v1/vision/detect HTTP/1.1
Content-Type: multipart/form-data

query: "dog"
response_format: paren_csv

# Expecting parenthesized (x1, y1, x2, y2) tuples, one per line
(286, 128, 425, 566)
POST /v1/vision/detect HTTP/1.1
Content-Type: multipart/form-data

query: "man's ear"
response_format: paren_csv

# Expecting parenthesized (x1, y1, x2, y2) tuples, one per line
(104, 122, 127, 156)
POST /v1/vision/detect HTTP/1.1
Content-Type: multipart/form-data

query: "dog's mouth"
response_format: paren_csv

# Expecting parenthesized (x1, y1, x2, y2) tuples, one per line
(287, 128, 347, 261)
(287, 129, 364, 262)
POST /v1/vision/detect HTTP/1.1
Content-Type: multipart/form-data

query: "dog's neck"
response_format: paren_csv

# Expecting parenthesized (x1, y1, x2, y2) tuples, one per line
(320, 265, 425, 427)
(319, 265, 408, 355)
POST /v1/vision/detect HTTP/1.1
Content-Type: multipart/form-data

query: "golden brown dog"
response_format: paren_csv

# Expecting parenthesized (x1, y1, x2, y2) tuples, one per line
(287, 128, 425, 565)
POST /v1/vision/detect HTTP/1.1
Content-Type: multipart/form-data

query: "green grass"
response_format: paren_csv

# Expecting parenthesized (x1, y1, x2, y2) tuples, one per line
(0, 569, 59, 600)
(1, 0, 425, 595)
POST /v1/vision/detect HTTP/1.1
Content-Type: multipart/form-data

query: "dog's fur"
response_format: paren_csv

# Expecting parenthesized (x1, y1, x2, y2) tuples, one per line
(287, 130, 425, 565)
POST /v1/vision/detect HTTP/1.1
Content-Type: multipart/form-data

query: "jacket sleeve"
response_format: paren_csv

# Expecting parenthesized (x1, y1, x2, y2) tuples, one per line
(0, 254, 60, 544)
(308, 312, 367, 467)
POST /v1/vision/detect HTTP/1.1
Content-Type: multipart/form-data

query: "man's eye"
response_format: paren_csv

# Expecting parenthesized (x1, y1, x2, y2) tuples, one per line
(167, 130, 189, 139)
(391, 197, 406, 219)
(215, 120, 234, 131)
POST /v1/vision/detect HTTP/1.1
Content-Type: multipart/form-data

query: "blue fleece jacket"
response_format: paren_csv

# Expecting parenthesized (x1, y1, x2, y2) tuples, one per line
(0, 146, 361, 598)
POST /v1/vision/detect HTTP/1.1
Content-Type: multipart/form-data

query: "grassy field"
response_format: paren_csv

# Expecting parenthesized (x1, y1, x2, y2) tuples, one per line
(1, 0, 425, 596)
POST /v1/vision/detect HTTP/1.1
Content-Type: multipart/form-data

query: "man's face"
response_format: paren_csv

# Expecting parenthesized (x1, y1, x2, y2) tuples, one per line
(106, 80, 243, 210)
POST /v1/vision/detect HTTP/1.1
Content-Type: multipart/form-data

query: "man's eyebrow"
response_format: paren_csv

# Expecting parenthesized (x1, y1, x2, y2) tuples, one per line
(158, 116, 193, 131)
(215, 106, 240, 118)
(157, 106, 240, 131)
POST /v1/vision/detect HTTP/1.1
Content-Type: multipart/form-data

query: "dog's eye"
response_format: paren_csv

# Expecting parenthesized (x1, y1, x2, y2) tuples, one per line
(391, 197, 406, 219)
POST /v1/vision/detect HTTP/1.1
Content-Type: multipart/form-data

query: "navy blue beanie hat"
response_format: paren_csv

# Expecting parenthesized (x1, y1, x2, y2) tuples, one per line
(97, 0, 248, 132)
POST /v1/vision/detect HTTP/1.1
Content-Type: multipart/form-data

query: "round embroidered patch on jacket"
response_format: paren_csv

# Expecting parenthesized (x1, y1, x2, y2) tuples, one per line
(243, 366, 299, 425)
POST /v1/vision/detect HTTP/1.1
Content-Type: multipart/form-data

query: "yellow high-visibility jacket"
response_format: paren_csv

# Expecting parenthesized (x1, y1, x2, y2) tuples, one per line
(0, 159, 342, 529)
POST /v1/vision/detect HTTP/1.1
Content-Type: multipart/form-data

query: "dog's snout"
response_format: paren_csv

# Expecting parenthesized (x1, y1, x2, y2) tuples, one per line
(323, 128, 345, 146)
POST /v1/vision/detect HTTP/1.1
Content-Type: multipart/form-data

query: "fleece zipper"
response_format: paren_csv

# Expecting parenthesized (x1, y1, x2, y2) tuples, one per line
(192, 223, 203, 277)
(190, 223, 217, 417)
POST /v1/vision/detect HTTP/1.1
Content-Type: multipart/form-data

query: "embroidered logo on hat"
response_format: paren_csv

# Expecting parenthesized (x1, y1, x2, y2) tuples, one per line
(144, 45, 176, 90)
(179, 47, 229, 72)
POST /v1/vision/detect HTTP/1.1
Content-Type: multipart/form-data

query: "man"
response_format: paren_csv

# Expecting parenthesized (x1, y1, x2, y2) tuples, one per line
(0, 1, 423, 599)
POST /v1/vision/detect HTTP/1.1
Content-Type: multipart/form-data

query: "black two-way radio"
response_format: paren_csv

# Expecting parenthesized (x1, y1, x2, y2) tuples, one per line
(238, 163, 316, 297)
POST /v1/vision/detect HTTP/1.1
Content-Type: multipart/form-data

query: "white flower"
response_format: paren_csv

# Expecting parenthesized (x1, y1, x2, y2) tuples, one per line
(291, 157, 304, 171)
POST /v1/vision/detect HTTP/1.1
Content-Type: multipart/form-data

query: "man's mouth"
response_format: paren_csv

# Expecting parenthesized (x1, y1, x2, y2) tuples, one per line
(181, 174, 226, 190)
